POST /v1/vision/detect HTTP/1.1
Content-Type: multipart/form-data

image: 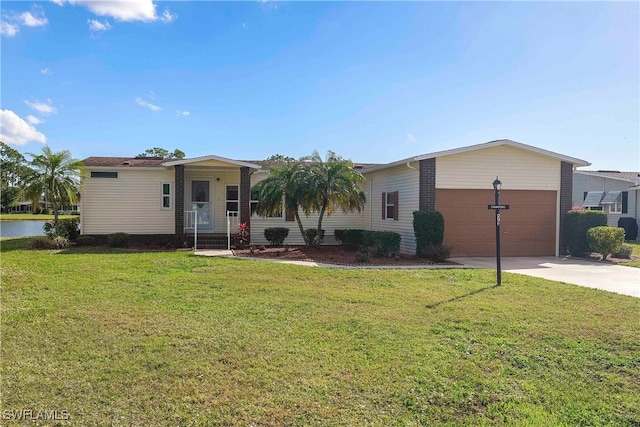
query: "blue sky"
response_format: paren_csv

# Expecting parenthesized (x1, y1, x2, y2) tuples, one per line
(2, 1, 638, 171)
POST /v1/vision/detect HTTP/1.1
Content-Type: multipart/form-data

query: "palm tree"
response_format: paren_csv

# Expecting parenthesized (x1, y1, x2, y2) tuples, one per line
(252, 160, 312, 244)
(301, 151, 366, 245)
(23, 146, 84, 226)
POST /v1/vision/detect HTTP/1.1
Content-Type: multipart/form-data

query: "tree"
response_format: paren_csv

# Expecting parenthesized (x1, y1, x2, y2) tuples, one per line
(252, 160, 312, 244)
(301, 151, 366, 244)
(23, 146, 84, 226)
(0, 141, 28, 211)
(137, 147, 185, 159)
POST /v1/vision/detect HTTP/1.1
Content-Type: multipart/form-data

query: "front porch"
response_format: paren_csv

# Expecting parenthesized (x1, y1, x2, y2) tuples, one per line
(164, 155, 261, 239)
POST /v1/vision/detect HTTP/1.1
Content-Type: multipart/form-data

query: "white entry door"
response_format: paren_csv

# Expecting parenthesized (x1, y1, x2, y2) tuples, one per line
(191, 180, 212, 230)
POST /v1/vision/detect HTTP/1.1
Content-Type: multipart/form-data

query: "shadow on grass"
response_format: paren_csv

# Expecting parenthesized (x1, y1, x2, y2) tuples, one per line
(54, 246, 182, 255)
(426, 284, 500, 309)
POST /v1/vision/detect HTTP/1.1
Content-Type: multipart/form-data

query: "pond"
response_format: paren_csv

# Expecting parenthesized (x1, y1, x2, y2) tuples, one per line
(0, 220, 47, 237)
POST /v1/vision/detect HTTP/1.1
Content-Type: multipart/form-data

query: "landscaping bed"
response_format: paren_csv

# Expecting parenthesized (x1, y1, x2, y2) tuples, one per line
(233, 244, 457, 266)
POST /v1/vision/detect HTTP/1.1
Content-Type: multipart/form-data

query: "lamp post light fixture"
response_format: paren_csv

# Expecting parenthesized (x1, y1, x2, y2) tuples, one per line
(487, 177, 509, 285)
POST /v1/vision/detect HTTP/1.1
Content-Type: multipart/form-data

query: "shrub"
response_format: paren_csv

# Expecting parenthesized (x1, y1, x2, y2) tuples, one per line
(76, 236, 96, 247)
(234, 223, 250, 248)
(30, 236, 56, 250)
(613, 244, 633, 259)
(43, 218, 80, 241)
(108, 232, 130, 248)
(264, 227, 289, 246)
(617, 217, 638, 241)
(565, 210, 607, 257)
(356, 235, 381, 263)
(51, 236, 70, 249)
(587, 226, 624, 261)
(420, 243, 452, 262)
(304, 229, 325, 246)
(373, 231, 401, 257)
(413, 210, 445, 255)
(334, 229, 366, 248)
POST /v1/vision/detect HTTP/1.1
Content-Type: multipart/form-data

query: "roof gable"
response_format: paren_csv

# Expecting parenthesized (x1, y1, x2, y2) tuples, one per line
(162, 155, 261, 169)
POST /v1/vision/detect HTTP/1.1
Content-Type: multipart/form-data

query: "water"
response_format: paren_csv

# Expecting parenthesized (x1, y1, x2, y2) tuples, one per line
(0, 220, 47, 237)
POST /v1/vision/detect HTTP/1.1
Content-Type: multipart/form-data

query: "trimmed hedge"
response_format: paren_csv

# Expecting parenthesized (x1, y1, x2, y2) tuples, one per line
(413, 210, 445, 256)
(304, 229, 325, 246)
(587, 226, 624, 261)
(334, 229, 366, 248)
(108, 232, 130, 248)
(613, 243, 633, 259)
(75, 236, 96, 247)
(565, 210, 607, 256)
(334, 229, 401, 257)
(264, 227, 289, 246)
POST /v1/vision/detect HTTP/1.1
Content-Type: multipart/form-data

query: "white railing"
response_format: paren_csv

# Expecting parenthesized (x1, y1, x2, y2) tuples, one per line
(185, 210, 197, 251)
(226, 210, 239, 250)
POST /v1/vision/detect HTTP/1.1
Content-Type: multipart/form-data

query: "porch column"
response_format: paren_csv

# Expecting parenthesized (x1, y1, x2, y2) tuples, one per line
(240, 166, 251, 233)
(175, 165, 185, 234)
(419, 158, 436, 210)
(558, 161, 573, 256)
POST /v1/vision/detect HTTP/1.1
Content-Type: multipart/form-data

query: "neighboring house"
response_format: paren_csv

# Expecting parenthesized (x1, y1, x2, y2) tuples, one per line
(81, 139, 589, 256)
(573, 170, 640, 235)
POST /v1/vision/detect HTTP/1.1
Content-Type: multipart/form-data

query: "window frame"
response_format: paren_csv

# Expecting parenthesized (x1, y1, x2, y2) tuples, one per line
(90, 171, 118, 178)
(161, 182, 172, 210)
(382, 191, 399, 221)
(225, 184, 239, 213)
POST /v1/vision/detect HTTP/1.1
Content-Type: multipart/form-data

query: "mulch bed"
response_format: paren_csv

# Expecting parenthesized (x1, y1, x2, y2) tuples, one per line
(232, 245, 458, 266)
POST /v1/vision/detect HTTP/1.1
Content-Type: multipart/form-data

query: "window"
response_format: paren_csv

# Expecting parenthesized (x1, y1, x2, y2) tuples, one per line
(601, 191, 622, 214)
(91, 171, 118, 178)
(226, 185, 239, 213)
(382, 191, 399, 220)
(250, 187, 282, 218)
(161, 183, 171, 209)
(582, 191, 604, 209)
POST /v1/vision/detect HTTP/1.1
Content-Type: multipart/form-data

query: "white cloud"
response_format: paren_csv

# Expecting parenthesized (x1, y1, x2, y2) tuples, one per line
(20, 11, 48, 27)
(404, 133, 416, 144)
(88, 19, 111, 31)
(26, 115, 43, 125)
(40, 67, 53, 76)
(25, 99, 57, 115)
(159, 9, 177, 23)
(176, 110, 190, 116)
(0, 110, 47, 146)
(55, 1, 176, 23)
(136, 97, 162, 111)
(0, 21, 19, 37)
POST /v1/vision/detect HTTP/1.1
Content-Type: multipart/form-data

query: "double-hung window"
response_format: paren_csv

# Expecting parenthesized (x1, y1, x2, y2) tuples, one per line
(382, 191, 399, 220)
(161, 183, 171, 209)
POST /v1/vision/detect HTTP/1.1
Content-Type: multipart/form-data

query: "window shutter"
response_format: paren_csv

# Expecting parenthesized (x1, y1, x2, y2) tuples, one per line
(583, 192, 588, 201)
(393, 191, 399, 220)
(622, 191, 628, 214)
(382, 192, 386, 219)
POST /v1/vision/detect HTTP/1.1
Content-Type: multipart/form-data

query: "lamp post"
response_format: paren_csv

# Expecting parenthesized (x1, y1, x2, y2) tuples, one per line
(493, 178, 502, 285)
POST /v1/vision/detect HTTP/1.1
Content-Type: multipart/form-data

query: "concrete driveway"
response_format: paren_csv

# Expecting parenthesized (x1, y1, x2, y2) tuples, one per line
(450, 257, 640, 298)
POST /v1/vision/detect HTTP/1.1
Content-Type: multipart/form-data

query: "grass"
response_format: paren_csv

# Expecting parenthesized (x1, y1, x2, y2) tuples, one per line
(0, 213, 76, 221)
(621, 241, 640, 268)
(2, 237, 639, 425)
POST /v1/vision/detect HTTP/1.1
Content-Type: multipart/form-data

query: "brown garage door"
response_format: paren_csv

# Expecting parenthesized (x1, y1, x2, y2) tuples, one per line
(436, 189, 557, 257)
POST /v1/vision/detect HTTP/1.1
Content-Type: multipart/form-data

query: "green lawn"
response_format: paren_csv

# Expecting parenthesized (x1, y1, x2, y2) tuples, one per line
(2, 237, 639, 425)
(0, 213, 76, 221)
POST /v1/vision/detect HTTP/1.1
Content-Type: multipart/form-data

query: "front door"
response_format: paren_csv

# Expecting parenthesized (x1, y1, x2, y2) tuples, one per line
(191, 180, 213, 230)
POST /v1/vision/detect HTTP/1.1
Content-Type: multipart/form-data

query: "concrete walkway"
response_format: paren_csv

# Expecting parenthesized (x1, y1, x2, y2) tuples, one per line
(451, 256, 640, 298)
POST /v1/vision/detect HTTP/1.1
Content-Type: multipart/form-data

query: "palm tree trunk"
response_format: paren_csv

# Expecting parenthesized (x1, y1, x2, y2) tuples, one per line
(315, 203, 327, 245)
(294, 211, 308, 245)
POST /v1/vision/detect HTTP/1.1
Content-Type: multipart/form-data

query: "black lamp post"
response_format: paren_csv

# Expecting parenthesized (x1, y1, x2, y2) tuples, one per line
(492, 177, 502, 285)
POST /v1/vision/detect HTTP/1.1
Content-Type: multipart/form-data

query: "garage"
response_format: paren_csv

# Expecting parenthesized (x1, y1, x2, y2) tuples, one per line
(436, 189, 557, 257)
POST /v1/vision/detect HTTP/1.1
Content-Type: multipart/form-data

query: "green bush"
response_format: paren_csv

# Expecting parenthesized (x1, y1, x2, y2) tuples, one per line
(264, 228, 289, 246)
(43, 218, 81, 241)
(51, 236, 70, 249)
(304, 229, 325, 246)
(420, 243, 452, 262)
(76, 236, 96, 247)
(587, 226, 624, 261)
(565, 210, 607, 257)
(413, 210, 445, 256)
(353, 230, 401, 260)
(613, 244, 633, 259)
(334, 229, 366, 248)
(108, 232, 130, 248)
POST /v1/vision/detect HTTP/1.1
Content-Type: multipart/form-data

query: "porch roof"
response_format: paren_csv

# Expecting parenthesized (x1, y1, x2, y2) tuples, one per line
(163, 155, 261, 169)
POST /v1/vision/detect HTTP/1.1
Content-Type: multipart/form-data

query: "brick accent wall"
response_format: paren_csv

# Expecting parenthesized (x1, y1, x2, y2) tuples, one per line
(174, 165, 185, 234)
(240, 167, 251, 233)
(419, 158, 436, 210)
(559, 161, 573, 255)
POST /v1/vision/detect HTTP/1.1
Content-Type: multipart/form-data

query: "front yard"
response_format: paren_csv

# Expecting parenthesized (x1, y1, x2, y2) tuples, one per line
(1, 237, 639, 425)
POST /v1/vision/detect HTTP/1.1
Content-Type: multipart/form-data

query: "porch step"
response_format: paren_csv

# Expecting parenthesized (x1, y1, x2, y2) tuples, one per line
(186, 233, 229, 249)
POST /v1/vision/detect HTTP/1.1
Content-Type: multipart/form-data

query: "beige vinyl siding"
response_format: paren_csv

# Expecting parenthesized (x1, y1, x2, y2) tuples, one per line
(436, 145, 561, 190)
(82, 168, 175, 234)
(184, 171, 241, 232)
(365, 162, 420, 254)
(249, 173, 365, 245)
